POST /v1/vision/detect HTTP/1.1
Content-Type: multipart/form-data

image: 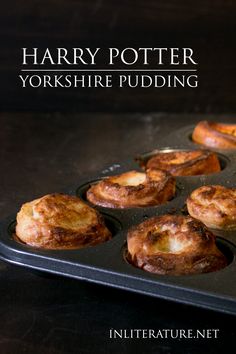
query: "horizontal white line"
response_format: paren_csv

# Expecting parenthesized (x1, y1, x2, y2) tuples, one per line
(20, 69, 197, 72)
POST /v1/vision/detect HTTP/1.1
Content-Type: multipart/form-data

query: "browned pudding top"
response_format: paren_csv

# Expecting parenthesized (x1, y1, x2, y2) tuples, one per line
(127, 214, 227, 275)
(31, 194, 98, 229)
(86, 169, 175, 208)
(16, 193, 111, 249)
(211, 122, 236, 136)
(145, 149, 220, 176)
(192, 121, 236, 149)
(188, 185, 236, 212)
(128, 215, 215, 257)
(187, 185, 236, 230)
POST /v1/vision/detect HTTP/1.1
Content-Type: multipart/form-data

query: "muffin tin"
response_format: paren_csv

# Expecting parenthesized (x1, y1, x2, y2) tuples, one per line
(0, 124, 236, 315)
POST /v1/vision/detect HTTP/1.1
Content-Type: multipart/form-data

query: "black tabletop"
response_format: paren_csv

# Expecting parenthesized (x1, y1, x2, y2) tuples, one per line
(0, 113, 235, 354)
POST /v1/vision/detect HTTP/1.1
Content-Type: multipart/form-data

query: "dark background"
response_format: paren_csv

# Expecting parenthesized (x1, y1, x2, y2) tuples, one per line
(1, 0, 236, 113)
(1, 2, 236, 354)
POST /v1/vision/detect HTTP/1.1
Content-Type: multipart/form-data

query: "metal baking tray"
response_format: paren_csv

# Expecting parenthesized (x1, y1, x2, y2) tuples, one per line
(0, 124, 236, 315)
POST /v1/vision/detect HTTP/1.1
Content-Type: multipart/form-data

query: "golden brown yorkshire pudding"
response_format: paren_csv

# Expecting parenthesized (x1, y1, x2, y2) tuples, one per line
(127, 215, 227, 275)
(16, 193, 111, 249)
(145, 150, 221, 176)
(187, 185, 236, 230)
(192, 121, 236, 149)
(86, 170, 175, 208)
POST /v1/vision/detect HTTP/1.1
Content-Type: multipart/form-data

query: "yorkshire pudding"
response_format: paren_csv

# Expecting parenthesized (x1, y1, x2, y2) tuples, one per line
(16, 193, 112, 249)
(192, 121, 236, 149)
(187, 185, 236, 230)
(86, 169, 175, 208)
(127, 215, 227, 275)
(144, 149, 221, 176)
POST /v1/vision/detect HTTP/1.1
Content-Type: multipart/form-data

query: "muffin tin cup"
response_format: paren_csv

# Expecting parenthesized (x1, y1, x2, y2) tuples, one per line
(0, 124, 236, 315)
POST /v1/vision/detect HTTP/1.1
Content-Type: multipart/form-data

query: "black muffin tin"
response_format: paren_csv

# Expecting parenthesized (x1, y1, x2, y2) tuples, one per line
(0, 124, 236, 315)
